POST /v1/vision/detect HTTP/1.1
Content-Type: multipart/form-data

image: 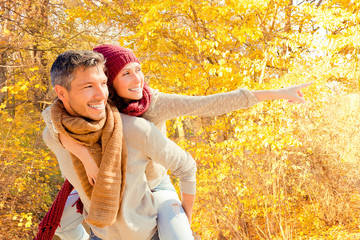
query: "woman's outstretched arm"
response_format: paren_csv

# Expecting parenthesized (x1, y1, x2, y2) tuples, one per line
(252, 82, 312, 103)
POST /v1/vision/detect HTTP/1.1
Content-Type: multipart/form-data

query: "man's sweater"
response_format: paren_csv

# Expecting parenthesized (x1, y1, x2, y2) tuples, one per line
(41, 87, 257, 239)
(42, 110, 197, 240)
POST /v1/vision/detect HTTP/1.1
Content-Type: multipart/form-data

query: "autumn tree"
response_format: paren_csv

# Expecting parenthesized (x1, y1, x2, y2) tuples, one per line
(1, 0, 359, 239)
(0, 1, 117, 238)
(63, 0, 360, 238)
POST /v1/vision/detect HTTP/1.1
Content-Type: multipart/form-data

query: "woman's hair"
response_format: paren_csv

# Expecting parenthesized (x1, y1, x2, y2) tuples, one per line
(107, 83, 132, 110)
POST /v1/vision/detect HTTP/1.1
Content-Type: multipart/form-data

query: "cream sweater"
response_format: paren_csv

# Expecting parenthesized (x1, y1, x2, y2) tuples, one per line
(42, 110, 197, 240)
(42, 88, 257, 239)
(142, 88, 258, 187)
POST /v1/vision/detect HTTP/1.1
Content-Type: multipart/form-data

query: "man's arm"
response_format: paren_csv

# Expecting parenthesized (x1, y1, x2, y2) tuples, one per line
(181, 192, 195, 224)
(42, 106, 99, 186)
(42, 109, 91, 211)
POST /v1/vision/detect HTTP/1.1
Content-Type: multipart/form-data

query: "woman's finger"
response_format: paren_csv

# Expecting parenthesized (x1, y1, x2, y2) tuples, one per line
(298, 82, 313, 89)
(88, 176, 94, 186)
(297, 90, 304, 98)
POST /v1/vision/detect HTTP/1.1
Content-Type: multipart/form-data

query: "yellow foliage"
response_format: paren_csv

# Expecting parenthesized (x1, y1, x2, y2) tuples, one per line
(0, 106, 62, 239)
(1, 0, 360, 239)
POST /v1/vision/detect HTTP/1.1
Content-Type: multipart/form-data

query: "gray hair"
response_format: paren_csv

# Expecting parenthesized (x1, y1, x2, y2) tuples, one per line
(50, 50, 105, 90)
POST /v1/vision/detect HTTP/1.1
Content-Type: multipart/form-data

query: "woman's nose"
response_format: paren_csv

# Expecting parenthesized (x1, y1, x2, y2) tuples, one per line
(132, 73, 142, 83)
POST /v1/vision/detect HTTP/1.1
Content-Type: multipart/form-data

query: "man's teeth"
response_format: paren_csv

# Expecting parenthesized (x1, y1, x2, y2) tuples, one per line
(89, 103, 104, 108)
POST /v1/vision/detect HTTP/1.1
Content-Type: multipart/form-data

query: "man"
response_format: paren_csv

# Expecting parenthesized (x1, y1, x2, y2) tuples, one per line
(40, 50, 197, 239)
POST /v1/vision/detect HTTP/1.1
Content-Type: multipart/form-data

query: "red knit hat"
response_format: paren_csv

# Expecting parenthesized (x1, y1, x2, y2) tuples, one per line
(93, 44, 140, 83)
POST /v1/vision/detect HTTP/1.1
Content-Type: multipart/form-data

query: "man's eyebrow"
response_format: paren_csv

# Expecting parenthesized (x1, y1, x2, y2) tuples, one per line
(78, 81, 93, 85)
(76, 81, 95, 87)
(76, 78, 107, 86)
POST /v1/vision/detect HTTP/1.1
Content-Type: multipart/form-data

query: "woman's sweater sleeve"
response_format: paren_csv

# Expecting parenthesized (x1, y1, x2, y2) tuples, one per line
(142, 88, 259, 125)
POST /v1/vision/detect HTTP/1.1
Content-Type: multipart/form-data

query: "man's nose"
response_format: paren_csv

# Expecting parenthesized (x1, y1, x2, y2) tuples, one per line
(95, 85, 108, 99)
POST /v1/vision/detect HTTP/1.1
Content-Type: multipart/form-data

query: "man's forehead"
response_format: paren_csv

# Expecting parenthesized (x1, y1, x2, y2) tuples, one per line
(75, 65, 105, 74)
(72, 65, 106, 82)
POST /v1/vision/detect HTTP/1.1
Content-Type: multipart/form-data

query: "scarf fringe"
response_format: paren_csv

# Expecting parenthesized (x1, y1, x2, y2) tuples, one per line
(73, 197, 84, 214)
(34, 180, 73, 240)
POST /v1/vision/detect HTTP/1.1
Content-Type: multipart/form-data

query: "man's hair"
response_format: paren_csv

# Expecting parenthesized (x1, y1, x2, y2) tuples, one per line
(50, 50, 105, 90)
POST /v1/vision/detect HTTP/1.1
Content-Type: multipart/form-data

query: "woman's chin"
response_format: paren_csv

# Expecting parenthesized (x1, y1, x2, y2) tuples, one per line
(131, 93, 143, 100)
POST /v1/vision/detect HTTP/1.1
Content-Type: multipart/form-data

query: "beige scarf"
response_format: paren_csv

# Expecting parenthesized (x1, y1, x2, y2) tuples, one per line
(50, 99, 127, 228)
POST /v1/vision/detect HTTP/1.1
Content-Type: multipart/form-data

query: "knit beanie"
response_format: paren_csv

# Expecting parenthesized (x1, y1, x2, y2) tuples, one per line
(93, 44, 140, 83)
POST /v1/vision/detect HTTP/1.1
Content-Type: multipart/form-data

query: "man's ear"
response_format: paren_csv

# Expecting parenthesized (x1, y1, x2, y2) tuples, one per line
(54, 85, 68, 102)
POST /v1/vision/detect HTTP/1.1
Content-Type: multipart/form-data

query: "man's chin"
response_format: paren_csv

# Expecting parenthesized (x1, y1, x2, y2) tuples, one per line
(87, 111, 106, 121)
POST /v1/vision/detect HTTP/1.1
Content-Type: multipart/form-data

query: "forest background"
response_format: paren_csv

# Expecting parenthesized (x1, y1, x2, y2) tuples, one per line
(0, 0, 359, 239)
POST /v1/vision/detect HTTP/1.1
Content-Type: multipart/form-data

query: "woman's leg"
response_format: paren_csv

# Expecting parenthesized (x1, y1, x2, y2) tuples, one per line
(55, 190, 89, 240)
(152, 175, 194, 240)
(88, 228, 104, 240)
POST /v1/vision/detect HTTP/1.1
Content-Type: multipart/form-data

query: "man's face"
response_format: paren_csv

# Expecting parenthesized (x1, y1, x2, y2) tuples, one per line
(55, 66, 108, 120)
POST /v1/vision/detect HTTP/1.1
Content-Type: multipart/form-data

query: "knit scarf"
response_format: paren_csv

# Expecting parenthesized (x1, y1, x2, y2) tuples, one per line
(34, 179, 74, 240)
(35, 87, 151, 239)
(52, 99, 127, 228)
(120, 83, 152, 116)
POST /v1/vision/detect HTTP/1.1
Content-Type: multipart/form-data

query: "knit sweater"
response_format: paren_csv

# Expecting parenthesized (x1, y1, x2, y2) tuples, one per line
(142, 88, 258, 187)
(47, 87, 257, 190)
(42, 109, 196, 240)
(41, 88, 257, 238)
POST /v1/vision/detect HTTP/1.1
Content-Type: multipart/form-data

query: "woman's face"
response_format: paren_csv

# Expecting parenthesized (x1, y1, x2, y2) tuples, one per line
(112, 62, 144, 102)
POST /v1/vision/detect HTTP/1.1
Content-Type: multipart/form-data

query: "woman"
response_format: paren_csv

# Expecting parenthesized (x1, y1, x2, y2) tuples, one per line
(42, 44, 311, 240)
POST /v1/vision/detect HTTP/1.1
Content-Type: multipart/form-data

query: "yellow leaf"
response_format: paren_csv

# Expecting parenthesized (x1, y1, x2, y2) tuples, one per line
(29, 67, 39, 72)
(1, 86, 8, 93)
(25, 221, 32, 228)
